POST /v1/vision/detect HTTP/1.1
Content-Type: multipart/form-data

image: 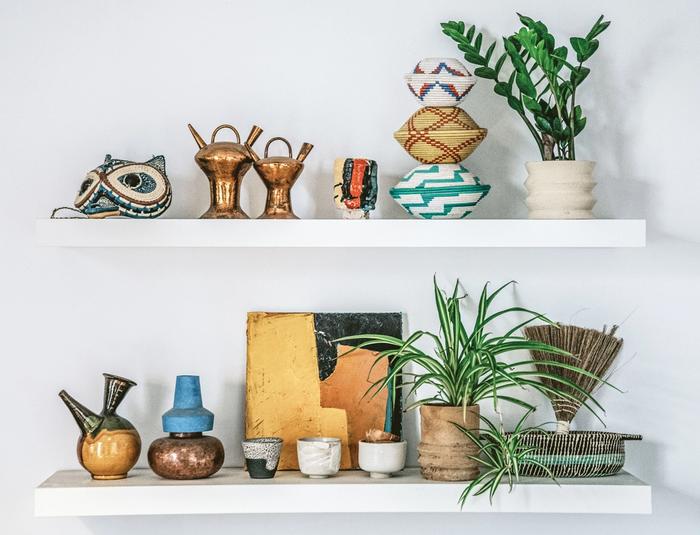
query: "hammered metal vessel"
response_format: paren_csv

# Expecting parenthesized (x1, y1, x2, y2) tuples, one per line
(189, 122, 263, 219)
(252, 137, 313, 219)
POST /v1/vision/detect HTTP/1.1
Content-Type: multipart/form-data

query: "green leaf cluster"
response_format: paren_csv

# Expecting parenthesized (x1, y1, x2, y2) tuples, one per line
(338, 278, 607, 416)
(441, 14, 610, 160)
(456, 410, 554, 505)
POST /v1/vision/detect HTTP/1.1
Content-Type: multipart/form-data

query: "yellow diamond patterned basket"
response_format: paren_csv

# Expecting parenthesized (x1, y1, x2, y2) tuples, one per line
(394, 107, 487, 164)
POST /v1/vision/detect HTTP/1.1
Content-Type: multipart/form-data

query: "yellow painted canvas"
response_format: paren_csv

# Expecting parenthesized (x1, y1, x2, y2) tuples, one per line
(245, 312, 402, 469)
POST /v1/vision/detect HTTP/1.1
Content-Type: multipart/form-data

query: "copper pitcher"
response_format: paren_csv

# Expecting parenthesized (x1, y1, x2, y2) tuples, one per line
(251, 137, 313, 219)
(188, 123, 263, 219)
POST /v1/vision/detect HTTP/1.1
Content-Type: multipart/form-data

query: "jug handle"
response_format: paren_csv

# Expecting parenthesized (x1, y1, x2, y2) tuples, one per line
(211, 124, 241, 144)
(264, 137, 293, 158)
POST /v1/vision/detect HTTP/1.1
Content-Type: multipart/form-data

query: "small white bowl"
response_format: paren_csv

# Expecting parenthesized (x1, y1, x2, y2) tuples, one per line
(358, 440, 407, 479)
(297, 437, 341, 478)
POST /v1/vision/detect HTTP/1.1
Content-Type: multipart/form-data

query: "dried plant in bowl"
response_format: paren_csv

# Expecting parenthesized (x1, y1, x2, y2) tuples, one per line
(519, 323, 642, 478)
(364, 428, 400, 443)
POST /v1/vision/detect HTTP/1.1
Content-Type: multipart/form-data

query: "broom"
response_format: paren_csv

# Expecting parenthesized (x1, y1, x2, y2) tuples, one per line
(523, 323, 623, 434)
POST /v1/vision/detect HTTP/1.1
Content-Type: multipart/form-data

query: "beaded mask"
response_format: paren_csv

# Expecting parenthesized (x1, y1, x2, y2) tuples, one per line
(74, 154, 172, 218)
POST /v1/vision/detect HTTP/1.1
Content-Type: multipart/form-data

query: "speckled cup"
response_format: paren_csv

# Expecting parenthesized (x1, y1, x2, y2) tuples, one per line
(242, 437, 283, 479)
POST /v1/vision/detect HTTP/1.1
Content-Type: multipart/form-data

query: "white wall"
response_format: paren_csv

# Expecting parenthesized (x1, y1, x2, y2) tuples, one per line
(2, 0, 699, 533)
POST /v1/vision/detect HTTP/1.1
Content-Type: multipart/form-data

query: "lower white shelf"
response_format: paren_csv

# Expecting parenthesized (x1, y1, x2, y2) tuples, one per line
(35, 468, 651, 516)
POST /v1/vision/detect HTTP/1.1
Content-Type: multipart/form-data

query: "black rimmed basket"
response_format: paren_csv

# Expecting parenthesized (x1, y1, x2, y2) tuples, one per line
(515, 431, 642, 478)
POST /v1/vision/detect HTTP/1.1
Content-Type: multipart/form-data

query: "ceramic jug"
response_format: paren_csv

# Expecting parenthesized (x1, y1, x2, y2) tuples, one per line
(251, 137, 313, 219)
(189, 122, 263, 219)
(59, 374, 141, 480)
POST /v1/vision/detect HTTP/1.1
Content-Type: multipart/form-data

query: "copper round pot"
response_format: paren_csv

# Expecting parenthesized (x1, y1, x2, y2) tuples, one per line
(148, 432, 224, 480)
(417, 404, 480, 481)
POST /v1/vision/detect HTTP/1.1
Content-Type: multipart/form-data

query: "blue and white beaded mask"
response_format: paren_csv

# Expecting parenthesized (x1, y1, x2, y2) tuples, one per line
(74, 154, 172, 218)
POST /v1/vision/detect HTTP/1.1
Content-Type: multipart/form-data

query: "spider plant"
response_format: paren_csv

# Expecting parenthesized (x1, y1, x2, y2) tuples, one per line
(455, 409, 553, 505)
(339, 278, 608, 417)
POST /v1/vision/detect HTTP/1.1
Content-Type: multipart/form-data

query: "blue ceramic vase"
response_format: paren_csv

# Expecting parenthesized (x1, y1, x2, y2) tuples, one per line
(148, 376, 224, 479)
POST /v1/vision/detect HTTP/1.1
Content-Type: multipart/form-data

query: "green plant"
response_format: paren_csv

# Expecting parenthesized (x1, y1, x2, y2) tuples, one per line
(441, 14, 610, 161)
(339, 279, 606, 416)
(455, 409, 554, 505)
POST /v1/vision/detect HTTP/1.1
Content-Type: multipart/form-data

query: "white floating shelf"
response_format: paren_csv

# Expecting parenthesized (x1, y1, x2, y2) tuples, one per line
(35, 219, 646, 248)
(35, 468, 651, 517)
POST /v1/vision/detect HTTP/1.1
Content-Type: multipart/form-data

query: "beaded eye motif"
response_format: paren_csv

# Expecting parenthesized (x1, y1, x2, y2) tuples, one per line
(74, 154, 172, 218)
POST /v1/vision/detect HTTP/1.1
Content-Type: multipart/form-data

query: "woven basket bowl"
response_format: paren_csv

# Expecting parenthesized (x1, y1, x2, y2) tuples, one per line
(394, 107, 487, 164)
(514, 431, 642, 478)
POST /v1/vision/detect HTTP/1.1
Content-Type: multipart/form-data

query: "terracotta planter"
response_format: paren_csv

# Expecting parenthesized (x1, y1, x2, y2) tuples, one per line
(525, 160, 596, 219)
(417, 404, 480, 481)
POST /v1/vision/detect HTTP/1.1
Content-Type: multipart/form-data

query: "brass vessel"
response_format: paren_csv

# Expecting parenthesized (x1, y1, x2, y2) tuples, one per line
(252, 137, 313, 219)
(189, 123, 263, 219)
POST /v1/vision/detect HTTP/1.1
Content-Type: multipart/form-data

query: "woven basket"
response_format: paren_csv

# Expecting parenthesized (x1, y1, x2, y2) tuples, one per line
(394, 107, 486, 164)
(515, 431, 642, 478)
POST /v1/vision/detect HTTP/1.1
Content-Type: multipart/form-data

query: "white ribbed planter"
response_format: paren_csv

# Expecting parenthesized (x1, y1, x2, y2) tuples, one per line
(525, 161, 596, 219)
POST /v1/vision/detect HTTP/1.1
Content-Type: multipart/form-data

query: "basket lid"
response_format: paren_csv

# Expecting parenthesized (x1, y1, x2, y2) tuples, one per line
(412, 57, 471, 77)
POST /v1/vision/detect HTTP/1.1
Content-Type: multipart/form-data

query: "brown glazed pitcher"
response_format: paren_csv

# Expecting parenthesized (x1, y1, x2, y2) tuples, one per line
(188, 123, 263, 219)
(251, 137, 313, 219)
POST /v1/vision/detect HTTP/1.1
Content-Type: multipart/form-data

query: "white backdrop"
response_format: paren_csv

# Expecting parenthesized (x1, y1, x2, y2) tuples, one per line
(1, 0, 699, 533)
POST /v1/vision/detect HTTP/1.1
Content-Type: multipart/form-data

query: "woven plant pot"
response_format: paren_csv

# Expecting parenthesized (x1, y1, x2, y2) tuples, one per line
(517, 431, 642, 478)
(394, 107, 487, 164)
(417, 405, 480, 481)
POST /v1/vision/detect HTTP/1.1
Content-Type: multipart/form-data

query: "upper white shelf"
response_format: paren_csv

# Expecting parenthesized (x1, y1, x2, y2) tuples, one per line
(35, 468, 651, 516)
(36, 219, 646, 248)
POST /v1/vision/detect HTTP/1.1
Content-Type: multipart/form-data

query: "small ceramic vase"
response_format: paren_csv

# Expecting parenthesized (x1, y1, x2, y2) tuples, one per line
(148, 375, 224, 480)
(405, 58, 476, 107)
(390, 163, 490, 219)
(333, 158, 378, 219)
(297, 437, 341, 478)
(59, 374, 141, 480)
(242, 437, 283, 478)
(358, 440, 408, 479)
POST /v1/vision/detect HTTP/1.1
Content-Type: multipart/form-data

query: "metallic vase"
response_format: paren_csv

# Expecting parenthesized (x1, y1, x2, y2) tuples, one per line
(189, 123, 263, 219)
(252, 137, 313, 219)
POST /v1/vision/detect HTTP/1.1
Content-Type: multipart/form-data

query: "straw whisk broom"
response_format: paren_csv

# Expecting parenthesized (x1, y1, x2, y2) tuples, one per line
(523, 324, 623, 434)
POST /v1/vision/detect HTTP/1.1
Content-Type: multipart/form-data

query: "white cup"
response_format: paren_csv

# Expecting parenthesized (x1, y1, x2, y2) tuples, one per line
(297, 437, 341, 478)
(358, 440, 407, 478)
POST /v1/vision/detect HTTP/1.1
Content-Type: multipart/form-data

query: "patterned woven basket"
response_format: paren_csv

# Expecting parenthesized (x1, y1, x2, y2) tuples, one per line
(394, 107, 487, 164)
(515, 431, 642, 478)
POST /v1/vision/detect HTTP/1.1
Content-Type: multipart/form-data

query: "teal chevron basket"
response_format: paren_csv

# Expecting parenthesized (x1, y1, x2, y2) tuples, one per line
(390, 163, 490, 219)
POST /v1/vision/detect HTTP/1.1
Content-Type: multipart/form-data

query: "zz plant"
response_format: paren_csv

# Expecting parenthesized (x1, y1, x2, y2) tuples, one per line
(441, 14, 610, 161)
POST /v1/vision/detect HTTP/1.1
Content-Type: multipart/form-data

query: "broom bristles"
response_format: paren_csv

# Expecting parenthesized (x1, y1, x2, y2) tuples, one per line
(524, 323, 623, 424)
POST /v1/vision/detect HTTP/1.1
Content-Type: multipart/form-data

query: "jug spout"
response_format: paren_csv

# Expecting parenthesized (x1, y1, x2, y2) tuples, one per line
(188, 123, 207, 149)
(102, 373, 137, 415)
(296, 143, 314, 163)
(59, 390, 101, 435)
(245, 125, 263, 147)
